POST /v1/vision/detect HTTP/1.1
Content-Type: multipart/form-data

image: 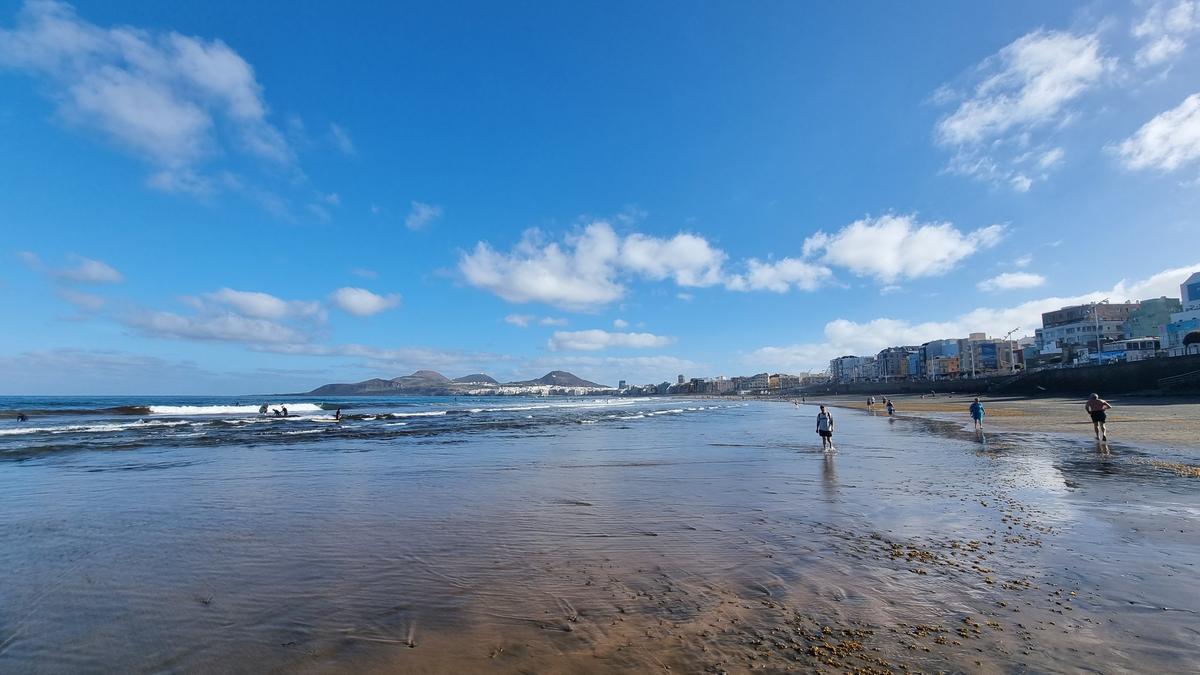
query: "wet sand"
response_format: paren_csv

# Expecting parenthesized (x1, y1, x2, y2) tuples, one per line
(2, 399, 1199, 673)
(820, 394, 1200, 452)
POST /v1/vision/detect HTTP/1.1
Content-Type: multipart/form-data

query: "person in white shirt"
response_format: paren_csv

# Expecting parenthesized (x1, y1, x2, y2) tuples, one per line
(816, 405, 835, 452)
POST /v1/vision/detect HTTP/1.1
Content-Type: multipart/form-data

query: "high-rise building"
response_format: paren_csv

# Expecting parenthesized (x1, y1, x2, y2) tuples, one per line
(677, 374, 685, 385)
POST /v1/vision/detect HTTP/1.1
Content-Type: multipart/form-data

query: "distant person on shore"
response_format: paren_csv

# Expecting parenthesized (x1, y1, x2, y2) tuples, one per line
(867, 396, 875, 411)
(969, 398, 984, 431)
(885, 398, 895, 416)
(1085, 394, 1111, 441)
(816, 405, 835, 452)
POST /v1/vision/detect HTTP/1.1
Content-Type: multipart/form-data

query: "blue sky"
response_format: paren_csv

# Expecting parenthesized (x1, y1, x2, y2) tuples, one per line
(2, 0, 1199, 394)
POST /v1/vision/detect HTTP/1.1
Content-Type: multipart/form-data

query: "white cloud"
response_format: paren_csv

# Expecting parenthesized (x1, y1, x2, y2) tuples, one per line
(0, 0, 293, 186)
(504, 313, 534, 327)
(1037, 147, 1065, 169)
(619, 231, 726, 287)
(540, 316, 568, 326)
(1133, 1, 1198, 68)
(1014, 254, 1034, 268)
(20, 251, 124, 283)
(128, 310, 306, 344)
(725, 257, 833, 292)
(329, 122, 355, 155)
(977, 271, 1047, 292)
(613, 318, 629, 328)
(405, 201, 443, 230)
(934, 30, 1111, 189)
(459, 223, 626, 310)
(937, 30, 1110, 146)
(748, 262, 1200, 372)
(329, 287, 401, 316)
(801, 214, 1004, 283)
(677, 292, 693, 301)
(547, 329, 675, 352)
(1115, 92, 1200, 171)
(351, 267, 378, 279)
(205, 287, 322, 320)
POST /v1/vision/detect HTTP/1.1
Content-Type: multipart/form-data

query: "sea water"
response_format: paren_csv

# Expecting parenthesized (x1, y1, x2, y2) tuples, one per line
(1, 396, 1197, 672)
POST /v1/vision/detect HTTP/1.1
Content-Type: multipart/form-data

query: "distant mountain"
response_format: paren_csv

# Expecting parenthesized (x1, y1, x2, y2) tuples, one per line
(453, 373, 498, 384)
(308, 370, 453, 396)
(509, 370, 607, 388)
(307, 369, 607, 395)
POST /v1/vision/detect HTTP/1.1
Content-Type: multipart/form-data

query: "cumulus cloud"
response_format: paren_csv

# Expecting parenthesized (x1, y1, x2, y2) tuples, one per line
(329, 287, 401, 316)
(459, 223, 626, 310)
(547, 329, 675, 352)
(977, 271, 1047, 292)
(205, 287, 322, 320)
(801, 215, 1004, 283)
(405, 201, 443, 230)
(1115, 92, 1200, 171)
(462, 216, 1003, 309)
(725, 258, 833, 292)
(505, 313, 534, 327)
(1133, 1, 1199, 68)
(933, 30, 1112, 189)
(0, 0, 293, 190)
(619, 231, 726, 286)
(613, 318, 629, 328)
(747, 263, 1200, 373)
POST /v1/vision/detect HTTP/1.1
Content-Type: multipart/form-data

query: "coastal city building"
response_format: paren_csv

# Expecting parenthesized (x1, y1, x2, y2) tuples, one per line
(1035, 301, 1140, 356)
(958, 333, 1019, 377)
(1123, 297, 1181, 343)
(1165, 273, 1200, 356)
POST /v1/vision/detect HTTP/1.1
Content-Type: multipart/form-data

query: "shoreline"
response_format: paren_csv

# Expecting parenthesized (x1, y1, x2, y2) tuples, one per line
(801, 393, 1200, 454)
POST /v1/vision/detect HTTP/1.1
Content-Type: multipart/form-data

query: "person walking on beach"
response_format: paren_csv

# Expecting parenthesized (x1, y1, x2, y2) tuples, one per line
(969, 398, 984, 431)
(1085, 394, 1111, 441)
(885, 398, 895, 416)
(816, 405, 835, 452)
(867, 396, 875, 412)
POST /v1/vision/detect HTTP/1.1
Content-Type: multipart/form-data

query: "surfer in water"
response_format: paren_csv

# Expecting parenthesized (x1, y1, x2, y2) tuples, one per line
(259, 403, 268, 414)
(334, 408, 342, 421)
(16, 413, 27, 423)
(281, 405, 289, 417)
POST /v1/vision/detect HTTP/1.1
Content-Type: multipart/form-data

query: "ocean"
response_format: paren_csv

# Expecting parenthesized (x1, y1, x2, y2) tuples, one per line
(1, 395, 1198, 672)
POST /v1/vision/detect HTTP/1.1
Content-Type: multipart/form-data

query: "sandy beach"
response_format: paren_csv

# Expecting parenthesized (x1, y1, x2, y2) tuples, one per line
(817, 394, 1200, 453)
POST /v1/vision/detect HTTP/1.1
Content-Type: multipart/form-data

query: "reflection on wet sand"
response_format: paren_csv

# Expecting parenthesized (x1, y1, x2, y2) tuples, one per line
(1, 400, 1198, 673)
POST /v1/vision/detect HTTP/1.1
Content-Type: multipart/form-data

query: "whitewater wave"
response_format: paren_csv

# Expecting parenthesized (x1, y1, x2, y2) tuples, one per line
(149, 404, 324, 416)
(3, 420, 193, 436)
